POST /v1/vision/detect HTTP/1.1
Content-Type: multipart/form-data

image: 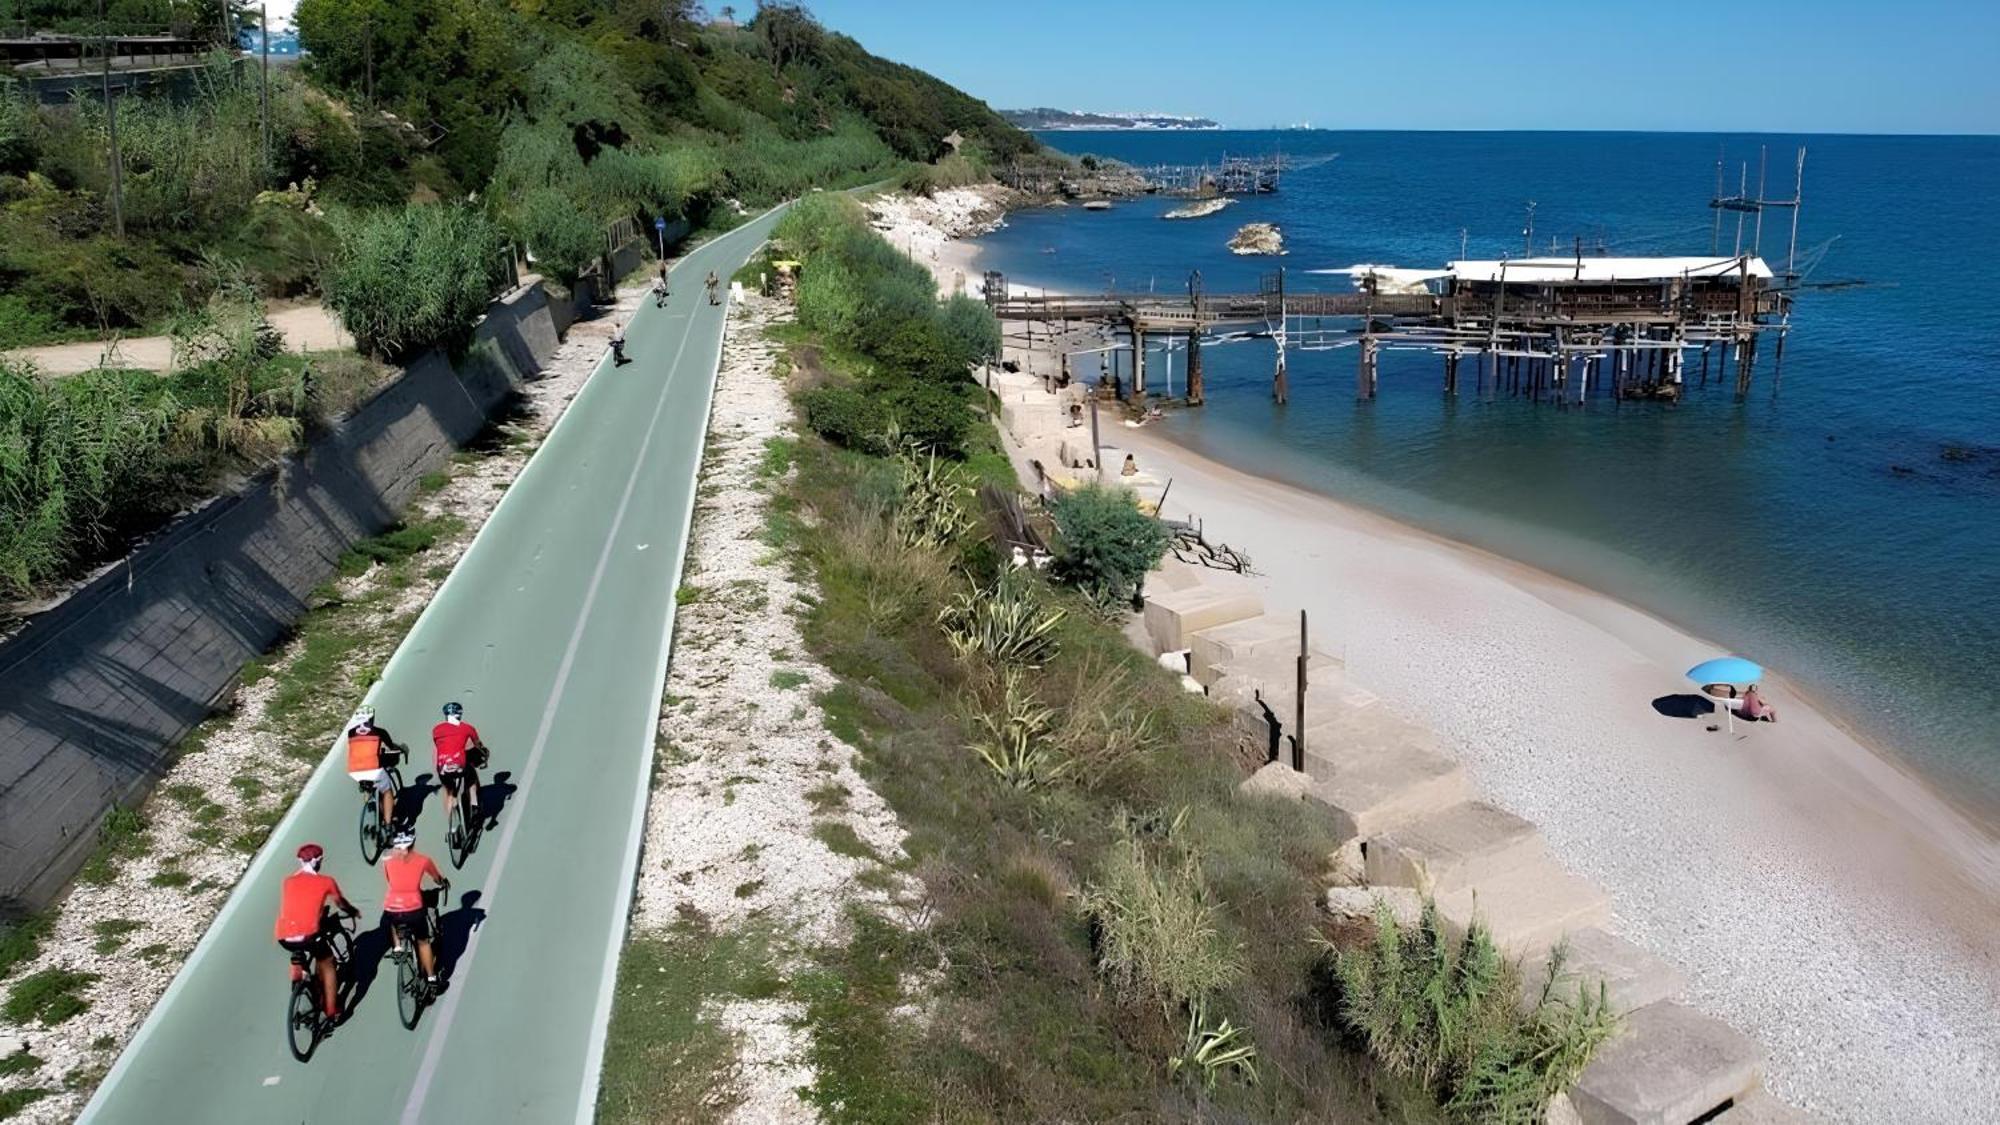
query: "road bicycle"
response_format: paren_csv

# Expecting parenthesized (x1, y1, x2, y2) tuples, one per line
(388, 894, 445, 1030)
(284, 914, 354, 1062)
(356, 753, 405, 865)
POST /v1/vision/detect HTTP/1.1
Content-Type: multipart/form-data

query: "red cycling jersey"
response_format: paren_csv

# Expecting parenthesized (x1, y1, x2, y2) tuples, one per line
(275, 871, 343, 940)
(432, 720, 481, 771)
(382, 850, 443, 913)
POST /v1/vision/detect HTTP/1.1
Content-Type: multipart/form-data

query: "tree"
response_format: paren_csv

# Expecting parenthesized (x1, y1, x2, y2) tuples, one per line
(753, 1, 821, 70)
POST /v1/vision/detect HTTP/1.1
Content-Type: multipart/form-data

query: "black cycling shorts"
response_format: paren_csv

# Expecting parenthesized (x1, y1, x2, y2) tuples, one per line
(279, 934, 330, 961)
(384, 908, 434, 943)
(438, 767, 470, 795)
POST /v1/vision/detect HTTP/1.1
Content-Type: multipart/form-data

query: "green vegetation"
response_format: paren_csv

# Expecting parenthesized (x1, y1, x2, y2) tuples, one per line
(780, 193, 999, 459)
(596, 919, 782, 1124)
(322, 204, 505, 360)
(1, 967, 96, 1026)
(1330, 902, 1619, 1123)
(0, 912, 48, 981)
(0, 1049, 39, 1078)
(1049, 482, 1172, 609)
(0, 1085, 52, 1120)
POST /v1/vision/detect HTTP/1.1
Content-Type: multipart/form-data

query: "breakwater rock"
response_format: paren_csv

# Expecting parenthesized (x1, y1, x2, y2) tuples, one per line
(1228, 222, 1285, 255)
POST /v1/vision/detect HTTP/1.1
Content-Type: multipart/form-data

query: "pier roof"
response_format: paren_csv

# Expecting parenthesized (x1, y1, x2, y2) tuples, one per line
(1446, 256, 1773, 284)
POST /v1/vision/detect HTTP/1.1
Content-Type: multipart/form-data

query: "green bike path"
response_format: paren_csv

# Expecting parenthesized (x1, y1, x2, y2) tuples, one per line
(77, 206, 785, 1125)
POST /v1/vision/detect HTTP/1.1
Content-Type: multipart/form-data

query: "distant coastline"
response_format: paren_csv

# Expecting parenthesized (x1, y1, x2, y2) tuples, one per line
(1000, 106, 1219, 131)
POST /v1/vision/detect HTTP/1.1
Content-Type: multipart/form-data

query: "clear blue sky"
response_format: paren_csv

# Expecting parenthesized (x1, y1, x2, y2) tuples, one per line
(799, 0, 1998, 134)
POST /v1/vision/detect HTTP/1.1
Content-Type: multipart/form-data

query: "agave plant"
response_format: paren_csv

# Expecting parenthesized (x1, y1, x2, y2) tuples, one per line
(894, 446, 973, 550)
(937, 567, 1065, 668)
(1167, 999, 1260, 1091)
(969, 670, 1067, 791)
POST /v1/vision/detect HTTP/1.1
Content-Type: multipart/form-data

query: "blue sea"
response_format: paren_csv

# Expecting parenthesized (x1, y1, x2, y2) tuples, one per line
(974, 130, 2000, 816)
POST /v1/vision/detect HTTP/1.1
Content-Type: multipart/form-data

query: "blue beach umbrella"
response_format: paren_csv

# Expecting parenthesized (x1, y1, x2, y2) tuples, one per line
(1686, 656, 1764, 686)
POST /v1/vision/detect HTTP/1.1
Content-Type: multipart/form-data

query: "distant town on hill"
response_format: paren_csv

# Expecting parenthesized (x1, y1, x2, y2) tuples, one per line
(1000, 107, 1220, 130)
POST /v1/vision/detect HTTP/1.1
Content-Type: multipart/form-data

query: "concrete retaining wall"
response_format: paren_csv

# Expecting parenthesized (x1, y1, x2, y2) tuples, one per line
(0, 280, 569, 913)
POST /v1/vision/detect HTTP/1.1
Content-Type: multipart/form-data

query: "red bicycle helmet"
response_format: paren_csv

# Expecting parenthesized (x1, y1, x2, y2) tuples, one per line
(296, 843, 325, 865)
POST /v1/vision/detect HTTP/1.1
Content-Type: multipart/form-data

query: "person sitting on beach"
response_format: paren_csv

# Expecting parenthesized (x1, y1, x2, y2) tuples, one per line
(1740, 684, 1778, 723)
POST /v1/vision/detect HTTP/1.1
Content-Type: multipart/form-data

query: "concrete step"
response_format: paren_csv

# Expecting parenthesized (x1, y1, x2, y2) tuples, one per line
(1364, 800, 1546, 895)
(1208, 650, 1347, 712)
(1571, 1002, 1765, 1125)
(1301, 731, 1472, 841)
(1519, 927, 1687, 1016)
(1433, 853, 1610, 956)
(1711, 1088, 1818, 1123)
(1141, 585, 1263, 655)
(1188, 614, 1301, 685)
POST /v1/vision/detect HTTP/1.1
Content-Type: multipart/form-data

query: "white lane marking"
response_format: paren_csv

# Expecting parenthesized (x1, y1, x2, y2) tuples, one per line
(262, 1077, 279, 1087)
(572, 235, 771, 1125)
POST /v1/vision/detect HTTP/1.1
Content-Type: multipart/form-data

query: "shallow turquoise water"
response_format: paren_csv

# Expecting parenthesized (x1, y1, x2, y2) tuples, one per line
(975, 130, 2000, 812)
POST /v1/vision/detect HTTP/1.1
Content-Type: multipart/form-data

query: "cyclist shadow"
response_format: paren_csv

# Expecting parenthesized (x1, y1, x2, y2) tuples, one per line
(396, 774, 441, 827)
(477, 771, 519, 830)
(342, 921, 397, 1018)
(435, 890, 487, 983)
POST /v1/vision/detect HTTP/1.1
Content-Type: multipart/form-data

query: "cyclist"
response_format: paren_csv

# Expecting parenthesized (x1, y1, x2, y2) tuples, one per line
(431, 701, 486, 829)
(274, 843, 360, 1025)
(344, 706, 401, 830)
(382, 830, 450, 991)
(652, 266, 670, 309)
(705, 269, 720, 306)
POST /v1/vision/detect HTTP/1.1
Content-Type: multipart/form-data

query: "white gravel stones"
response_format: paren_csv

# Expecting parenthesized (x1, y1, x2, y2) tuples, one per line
(632, 292, 912, 1123)
(0, 283, 622, 1123)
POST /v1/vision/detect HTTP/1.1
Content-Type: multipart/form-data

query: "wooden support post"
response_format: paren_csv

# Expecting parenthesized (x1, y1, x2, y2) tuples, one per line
(1357, 335, 1379, 400)
(1186, 329, 1204, 405)
(1272, 346, 1289, 404)
(1444, 352, 1460, 396)
(1132, 325, 1147, 398)
(1734, 333, 1758, 399)
(1292, 610, 1307, 771)
(1088, 394, 1102, 478)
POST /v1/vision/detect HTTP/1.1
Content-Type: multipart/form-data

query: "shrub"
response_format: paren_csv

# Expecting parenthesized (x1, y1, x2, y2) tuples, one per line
(799, 385, 890, 451)
(1168, 1000, 1259, 1091)
(325, 203, 505, 360)
(1080, 810, 1243, 1013)
(1048, 484, 1171, 608)
(1331, 900, 1619, 1123)
(515, 186, 603, 285)
(880, 378, 973, 457)
(2, 967, 98, 1026)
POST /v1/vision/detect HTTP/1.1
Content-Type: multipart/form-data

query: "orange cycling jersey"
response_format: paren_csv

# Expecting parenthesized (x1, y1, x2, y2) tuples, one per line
(275, 871, 343, 940)
(382, 850, 442, 913)
(346, 731, 384, 773)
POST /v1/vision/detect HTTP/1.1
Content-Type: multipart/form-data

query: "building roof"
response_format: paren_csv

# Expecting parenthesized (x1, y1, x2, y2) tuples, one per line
(1446, 256, 1773, 284)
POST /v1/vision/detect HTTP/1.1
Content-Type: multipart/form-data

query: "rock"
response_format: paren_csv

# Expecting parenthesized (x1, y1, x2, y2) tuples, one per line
(1328, 838, 1365, 883)
(1240, 760, 1309, 801)
(1228, 222, 1285, 256)
(1324, 885, 1423, 928)
(0, 1033, 26, 1058)
(1547, 1092, 1586, 1125)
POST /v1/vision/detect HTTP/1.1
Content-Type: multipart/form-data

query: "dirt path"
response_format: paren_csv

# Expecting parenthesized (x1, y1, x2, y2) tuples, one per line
(4, 304, 354, 374)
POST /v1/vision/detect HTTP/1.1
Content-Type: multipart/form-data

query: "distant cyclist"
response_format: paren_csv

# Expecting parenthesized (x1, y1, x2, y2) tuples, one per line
(274, 843, 360, 1025)
(431, 702, 486, 829)
(652, 266, 670, 308)
(705, 270, 720, 306)
(382, 830, 450, 991)
(344, 706, 401, 830)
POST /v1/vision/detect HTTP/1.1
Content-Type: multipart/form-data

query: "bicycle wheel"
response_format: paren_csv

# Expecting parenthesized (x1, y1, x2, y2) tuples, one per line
(446, 802, 469, 869)
(286, 982, 321, 1062)
(394, 950, 421, 1030)
(358, 798, 382, 865)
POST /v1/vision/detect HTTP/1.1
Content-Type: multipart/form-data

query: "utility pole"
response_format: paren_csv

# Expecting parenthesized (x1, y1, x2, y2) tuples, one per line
(1522, 200, 1536, 257)
(259, 5, 272, 178)
(98, 0, 125, 238)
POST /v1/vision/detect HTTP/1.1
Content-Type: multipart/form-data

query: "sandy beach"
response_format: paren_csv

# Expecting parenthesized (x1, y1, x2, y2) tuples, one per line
(888, 185, 2000, 1121)
(1099, 424, 2000, 1120)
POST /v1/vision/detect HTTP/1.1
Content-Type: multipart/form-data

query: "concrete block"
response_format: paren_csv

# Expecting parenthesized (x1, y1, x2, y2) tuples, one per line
(1188, 614, 1300, 685)
(1324, 885, 1423, 929)
(1711, 1088, 1818, 1123)
(1302, 732, 1471, 842)
(1434, 855, 1610, 958)
(1520, 927, 1687, 1016)
(1141, 585, 1262, 655)
(1152, 558, 1203, 592)
(1365, 800, 1546, 895)
(1571, 1002, 1765, 1125)
(1239, 760, 1309, 802)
